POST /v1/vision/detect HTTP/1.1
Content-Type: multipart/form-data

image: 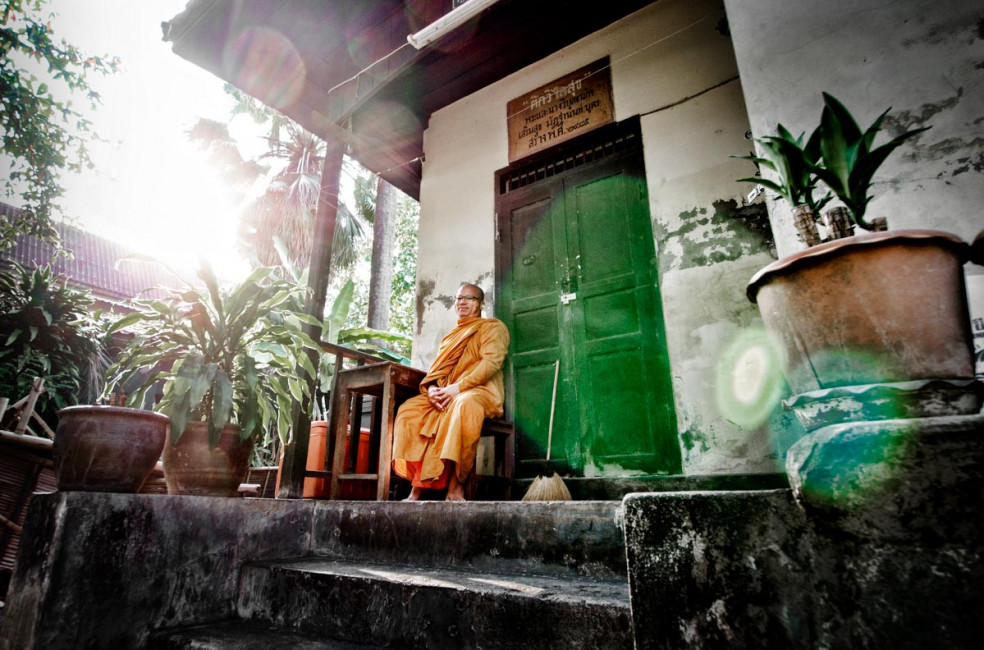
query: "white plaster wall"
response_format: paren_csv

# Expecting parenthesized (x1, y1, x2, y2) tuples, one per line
(640, 80, 794, 474)
(724, 0, 984, 258)
(417, 0, 782, 475)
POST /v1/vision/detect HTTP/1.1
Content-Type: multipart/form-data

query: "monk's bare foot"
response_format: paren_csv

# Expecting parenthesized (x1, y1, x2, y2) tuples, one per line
(445, 487, 466, 501)
(445, 474, 466, 501)
(403, 487, 425, 502)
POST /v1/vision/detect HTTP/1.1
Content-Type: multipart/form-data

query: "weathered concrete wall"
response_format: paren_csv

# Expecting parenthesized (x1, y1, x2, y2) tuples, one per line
(418, 0, 787, 476)
(623, 414, 984, 649)
(0, 493, 316, 650)
(0, 494, 628, 649)
(724, 0, 984, 258)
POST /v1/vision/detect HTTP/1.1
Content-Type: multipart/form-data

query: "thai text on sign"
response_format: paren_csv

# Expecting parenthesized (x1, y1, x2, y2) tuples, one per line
(507, 58, 613, 162)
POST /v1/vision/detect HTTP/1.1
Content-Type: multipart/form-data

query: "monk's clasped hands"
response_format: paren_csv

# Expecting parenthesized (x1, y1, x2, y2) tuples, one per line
(427, 383, 461, 412)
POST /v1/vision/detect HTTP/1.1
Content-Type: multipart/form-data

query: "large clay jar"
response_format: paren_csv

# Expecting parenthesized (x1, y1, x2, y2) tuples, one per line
(162, 422, 253, 496)
(747, 229, 981, 429)
(54, 405, 169, 492)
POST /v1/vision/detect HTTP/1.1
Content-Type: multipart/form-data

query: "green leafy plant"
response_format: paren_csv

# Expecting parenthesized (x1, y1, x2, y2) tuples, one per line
(104, 262, 321, 448)
(736, 93, 931, 235)
(312, 278, 410, 419)
(270, 236, 410, 398)
(0, 262, 106, 427)
(814, 92, 930, 229)
(1, 0, 120, 246)
(256, 237, 410, 426)
(735, 124, 831, 214)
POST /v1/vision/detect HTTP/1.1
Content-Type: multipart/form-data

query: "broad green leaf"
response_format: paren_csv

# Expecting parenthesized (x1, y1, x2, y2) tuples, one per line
(731, 155, 778, 172)
(105, 311, 146, 334)
(822, 92, 862, 146)
(819, 103, 851, 197)
(168, 390, 192, 445)
(326, 280, 355, 336)
(737, 177, 785, 195)
(861, 107, 892, 153)
(188, 361, 218, 412)
(287, 376, 304, 403)
(5, 329, 22, 346)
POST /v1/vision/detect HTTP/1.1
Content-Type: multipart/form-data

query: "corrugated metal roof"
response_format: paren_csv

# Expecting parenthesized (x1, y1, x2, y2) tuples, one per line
(0, 203, 185, 303)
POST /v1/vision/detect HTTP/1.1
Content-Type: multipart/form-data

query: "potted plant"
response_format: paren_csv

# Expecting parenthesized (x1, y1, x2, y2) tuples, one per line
(736, 122, 830, 246)
(104, 262, 320, 496)
(0, 262, 165, 492)
(740, 93, 981, 431)
(53, 404, 169, 493)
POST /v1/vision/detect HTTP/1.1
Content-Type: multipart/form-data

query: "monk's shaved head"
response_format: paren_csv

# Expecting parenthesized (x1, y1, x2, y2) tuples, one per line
(459, 282, 484, 301)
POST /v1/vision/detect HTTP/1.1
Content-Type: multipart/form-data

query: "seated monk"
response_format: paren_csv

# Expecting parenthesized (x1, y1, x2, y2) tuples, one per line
(392, 282, 509, 501)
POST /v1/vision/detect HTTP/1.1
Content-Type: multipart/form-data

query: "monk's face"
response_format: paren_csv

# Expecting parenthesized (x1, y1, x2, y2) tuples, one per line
(455, 286, 483, 318)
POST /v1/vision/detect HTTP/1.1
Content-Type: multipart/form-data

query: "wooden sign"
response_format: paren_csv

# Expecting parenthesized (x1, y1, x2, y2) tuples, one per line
(507, 58, 614, 163)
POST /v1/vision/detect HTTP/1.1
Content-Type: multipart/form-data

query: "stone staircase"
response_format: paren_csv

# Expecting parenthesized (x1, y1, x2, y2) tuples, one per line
(149, 501, 632, 649)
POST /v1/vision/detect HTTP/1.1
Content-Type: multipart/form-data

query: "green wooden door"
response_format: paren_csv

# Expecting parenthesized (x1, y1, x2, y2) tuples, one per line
(496, 146, 680, 477)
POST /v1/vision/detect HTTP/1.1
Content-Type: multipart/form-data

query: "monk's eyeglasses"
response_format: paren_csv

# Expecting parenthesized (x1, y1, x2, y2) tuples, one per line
(455, 296, 481, 302)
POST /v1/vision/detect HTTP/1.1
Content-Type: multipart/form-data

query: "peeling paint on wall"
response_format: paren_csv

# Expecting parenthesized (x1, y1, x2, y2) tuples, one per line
(435, 293, 454, 311)
(415, 279, 435, 336)
(944, 152, 984, 176)
(659, 199, 772, 272)
(883, 90, 962, 132)
(680, 427, 710, 454)
(882, 89, 984, 177)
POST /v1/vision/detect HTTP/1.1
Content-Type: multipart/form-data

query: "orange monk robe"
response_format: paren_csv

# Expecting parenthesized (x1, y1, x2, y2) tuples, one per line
(392, 317, 509, 487)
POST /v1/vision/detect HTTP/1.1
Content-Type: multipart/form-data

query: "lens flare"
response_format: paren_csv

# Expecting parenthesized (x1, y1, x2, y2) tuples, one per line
(224, 27, 305, 111)
(715, 328, 786, 429)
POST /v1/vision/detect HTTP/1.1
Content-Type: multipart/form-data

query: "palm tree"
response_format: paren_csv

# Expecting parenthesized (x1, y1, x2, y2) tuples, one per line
(368, 178, 399, 333)
(346, 165, 398, 332)
(188, 87, 364, 274)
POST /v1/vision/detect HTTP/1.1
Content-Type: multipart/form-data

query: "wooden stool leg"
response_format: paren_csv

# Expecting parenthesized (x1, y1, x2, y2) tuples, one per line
(377, 373, 395, 501)
(328, 385, 353, 499)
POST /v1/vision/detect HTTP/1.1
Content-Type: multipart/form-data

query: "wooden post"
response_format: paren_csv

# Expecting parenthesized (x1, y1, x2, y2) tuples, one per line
(278, 136, 345, 498)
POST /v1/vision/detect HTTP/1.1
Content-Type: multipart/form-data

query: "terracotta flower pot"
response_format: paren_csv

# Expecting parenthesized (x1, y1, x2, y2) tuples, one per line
(162, 422, 254, 496)
(747, 229, 981, 429)
(53, 405, 169, 492)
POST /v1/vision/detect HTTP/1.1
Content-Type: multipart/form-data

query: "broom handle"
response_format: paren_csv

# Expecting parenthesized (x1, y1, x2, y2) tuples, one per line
(546, 359, 560, 462)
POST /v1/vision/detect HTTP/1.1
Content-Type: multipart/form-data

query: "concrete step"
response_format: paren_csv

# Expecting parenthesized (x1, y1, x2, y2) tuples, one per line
(236, 557, 633, 649)
(150, 619, 386, 649)
(310, 500, 627, 579)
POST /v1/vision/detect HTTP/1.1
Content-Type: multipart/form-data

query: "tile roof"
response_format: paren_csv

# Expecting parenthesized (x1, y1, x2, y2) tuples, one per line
(0, 202, 186, 303)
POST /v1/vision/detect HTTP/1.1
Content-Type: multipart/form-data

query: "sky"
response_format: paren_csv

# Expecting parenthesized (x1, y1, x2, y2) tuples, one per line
(22, 1, 265, 281)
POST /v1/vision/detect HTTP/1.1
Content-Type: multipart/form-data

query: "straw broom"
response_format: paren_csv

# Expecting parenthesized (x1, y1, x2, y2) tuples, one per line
(522, 359, 571, 501)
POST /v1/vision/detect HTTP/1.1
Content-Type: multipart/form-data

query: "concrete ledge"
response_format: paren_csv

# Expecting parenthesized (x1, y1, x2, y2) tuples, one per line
(624, 488, 984, 649)
(0, 492, 317, 650)
(238, 558, 632, 649)
(311, 500, 627, 578)
(786, 414, 984, 543)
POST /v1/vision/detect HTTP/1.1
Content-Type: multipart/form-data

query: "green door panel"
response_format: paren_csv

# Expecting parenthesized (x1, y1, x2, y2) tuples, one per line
(496, 140, 680, 477)
(497, 181, 575, 470)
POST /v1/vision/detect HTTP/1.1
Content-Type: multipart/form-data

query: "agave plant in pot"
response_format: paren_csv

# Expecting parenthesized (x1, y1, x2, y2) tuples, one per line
(740, 93, 981, 431)
(105, 263, 320, 496)
(735, 120, 830, 247)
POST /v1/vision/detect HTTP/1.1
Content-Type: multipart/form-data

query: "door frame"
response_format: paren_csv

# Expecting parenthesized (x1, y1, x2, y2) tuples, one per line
(493, 116, 681, 476)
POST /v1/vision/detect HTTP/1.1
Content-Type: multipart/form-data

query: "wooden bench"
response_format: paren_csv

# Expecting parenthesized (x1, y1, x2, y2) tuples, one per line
(464, 417, 514, 500)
